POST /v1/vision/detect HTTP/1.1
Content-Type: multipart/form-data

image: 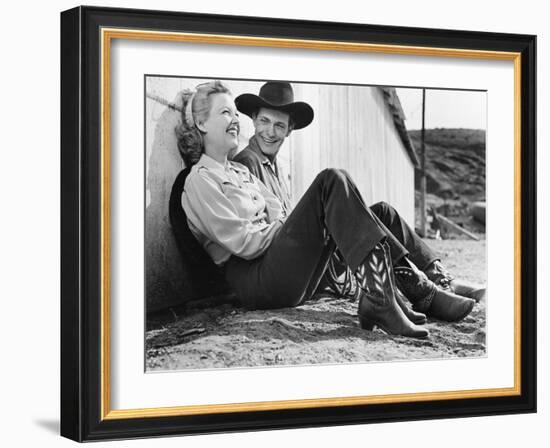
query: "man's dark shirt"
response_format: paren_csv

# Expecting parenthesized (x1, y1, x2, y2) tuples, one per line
(233, 136, 292, 216)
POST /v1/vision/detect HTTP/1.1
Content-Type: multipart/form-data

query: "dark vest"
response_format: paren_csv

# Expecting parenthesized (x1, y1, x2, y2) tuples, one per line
(169, 167, 231, 300)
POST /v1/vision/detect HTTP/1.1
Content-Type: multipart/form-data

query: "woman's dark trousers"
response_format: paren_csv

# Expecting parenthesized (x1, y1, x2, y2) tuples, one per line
(224, 168, 387, 309)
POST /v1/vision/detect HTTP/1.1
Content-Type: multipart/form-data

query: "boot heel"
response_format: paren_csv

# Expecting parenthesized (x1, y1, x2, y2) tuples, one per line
(359, 315, 376, 331)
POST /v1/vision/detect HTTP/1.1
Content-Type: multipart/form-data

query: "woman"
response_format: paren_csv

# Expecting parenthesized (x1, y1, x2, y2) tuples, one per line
(176, 81, 475, 339)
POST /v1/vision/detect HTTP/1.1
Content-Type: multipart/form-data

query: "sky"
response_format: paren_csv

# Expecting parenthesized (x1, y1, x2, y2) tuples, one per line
(395, 88, 487, 131)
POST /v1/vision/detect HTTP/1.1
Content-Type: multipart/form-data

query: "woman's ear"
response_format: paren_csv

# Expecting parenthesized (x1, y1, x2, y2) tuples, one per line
(195, 120, 207, 133)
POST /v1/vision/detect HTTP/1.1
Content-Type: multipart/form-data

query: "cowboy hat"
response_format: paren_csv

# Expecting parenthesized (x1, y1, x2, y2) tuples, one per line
(235, 81, 314, 130)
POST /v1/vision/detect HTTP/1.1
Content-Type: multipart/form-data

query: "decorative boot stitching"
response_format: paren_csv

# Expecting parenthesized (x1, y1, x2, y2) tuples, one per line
(355, 258, 387, 307)
(368, 250, 388, 296)
(394, 266, 436, 312)
(324, 250, 358, 301)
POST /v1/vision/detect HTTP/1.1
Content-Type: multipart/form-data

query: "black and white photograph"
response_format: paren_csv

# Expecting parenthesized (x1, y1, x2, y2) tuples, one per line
(1, 0, 544, 443)
(144, 76, 488, 371)
(56, 3, 538, 442)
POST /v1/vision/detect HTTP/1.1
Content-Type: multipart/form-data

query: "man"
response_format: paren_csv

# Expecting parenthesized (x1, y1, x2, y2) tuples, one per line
(233, 81, 311, 218)
(233, 81, 484, 321)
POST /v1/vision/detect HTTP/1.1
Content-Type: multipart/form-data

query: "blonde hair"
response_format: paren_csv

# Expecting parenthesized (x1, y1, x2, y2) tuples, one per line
(175, 80, 231, 166)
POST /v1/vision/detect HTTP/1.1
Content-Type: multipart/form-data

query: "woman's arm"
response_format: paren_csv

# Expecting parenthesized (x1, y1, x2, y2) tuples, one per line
(183, 170, 283, 260)
(256, 179, 285, 222)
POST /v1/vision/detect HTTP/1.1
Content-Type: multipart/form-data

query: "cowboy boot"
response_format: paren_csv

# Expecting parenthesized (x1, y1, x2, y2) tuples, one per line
(394, 259, 475, 322)
(396, 286, 427, 325)
(378, 241, 427, 325)
(424, 260, 486, 302)
(356, 242, 429, 338)
(453, 283, 486, 302)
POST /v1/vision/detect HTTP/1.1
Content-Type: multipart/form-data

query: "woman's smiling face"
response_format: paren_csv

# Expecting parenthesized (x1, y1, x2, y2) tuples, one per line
(198, 93, 240, 155)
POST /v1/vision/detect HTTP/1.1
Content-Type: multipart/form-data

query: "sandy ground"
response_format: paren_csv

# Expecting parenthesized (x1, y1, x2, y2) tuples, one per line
(146, 239, 486, 371)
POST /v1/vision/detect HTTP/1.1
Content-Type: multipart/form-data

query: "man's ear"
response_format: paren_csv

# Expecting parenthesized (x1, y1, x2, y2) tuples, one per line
(286, 128, 293, 137)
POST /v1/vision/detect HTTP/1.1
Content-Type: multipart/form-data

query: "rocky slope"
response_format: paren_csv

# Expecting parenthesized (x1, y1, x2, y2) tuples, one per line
(410, 128, 486, 234)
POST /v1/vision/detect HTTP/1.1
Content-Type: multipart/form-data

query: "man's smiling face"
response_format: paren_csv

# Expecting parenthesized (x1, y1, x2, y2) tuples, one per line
(252, 107, 292, 157)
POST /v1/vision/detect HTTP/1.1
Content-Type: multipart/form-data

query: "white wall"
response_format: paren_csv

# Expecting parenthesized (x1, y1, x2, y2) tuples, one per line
(1, 1, 546, 448)
(290, 84, 415, 224)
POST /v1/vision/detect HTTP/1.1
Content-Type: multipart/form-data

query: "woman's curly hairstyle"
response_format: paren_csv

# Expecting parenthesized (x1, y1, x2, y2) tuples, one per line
(175, 80, 232, 167)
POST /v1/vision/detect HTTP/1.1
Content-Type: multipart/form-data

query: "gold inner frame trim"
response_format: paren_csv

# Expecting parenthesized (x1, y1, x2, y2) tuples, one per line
(100, 27, 522, 421)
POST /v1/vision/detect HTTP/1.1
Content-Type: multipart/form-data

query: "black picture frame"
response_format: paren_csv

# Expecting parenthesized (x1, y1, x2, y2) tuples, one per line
(60, 5, 536, 442)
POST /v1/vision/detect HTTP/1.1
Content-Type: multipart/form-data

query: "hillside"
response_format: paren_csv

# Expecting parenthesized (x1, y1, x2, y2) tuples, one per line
(410, 128, 485, 200)
(409, 128, 486, 234)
